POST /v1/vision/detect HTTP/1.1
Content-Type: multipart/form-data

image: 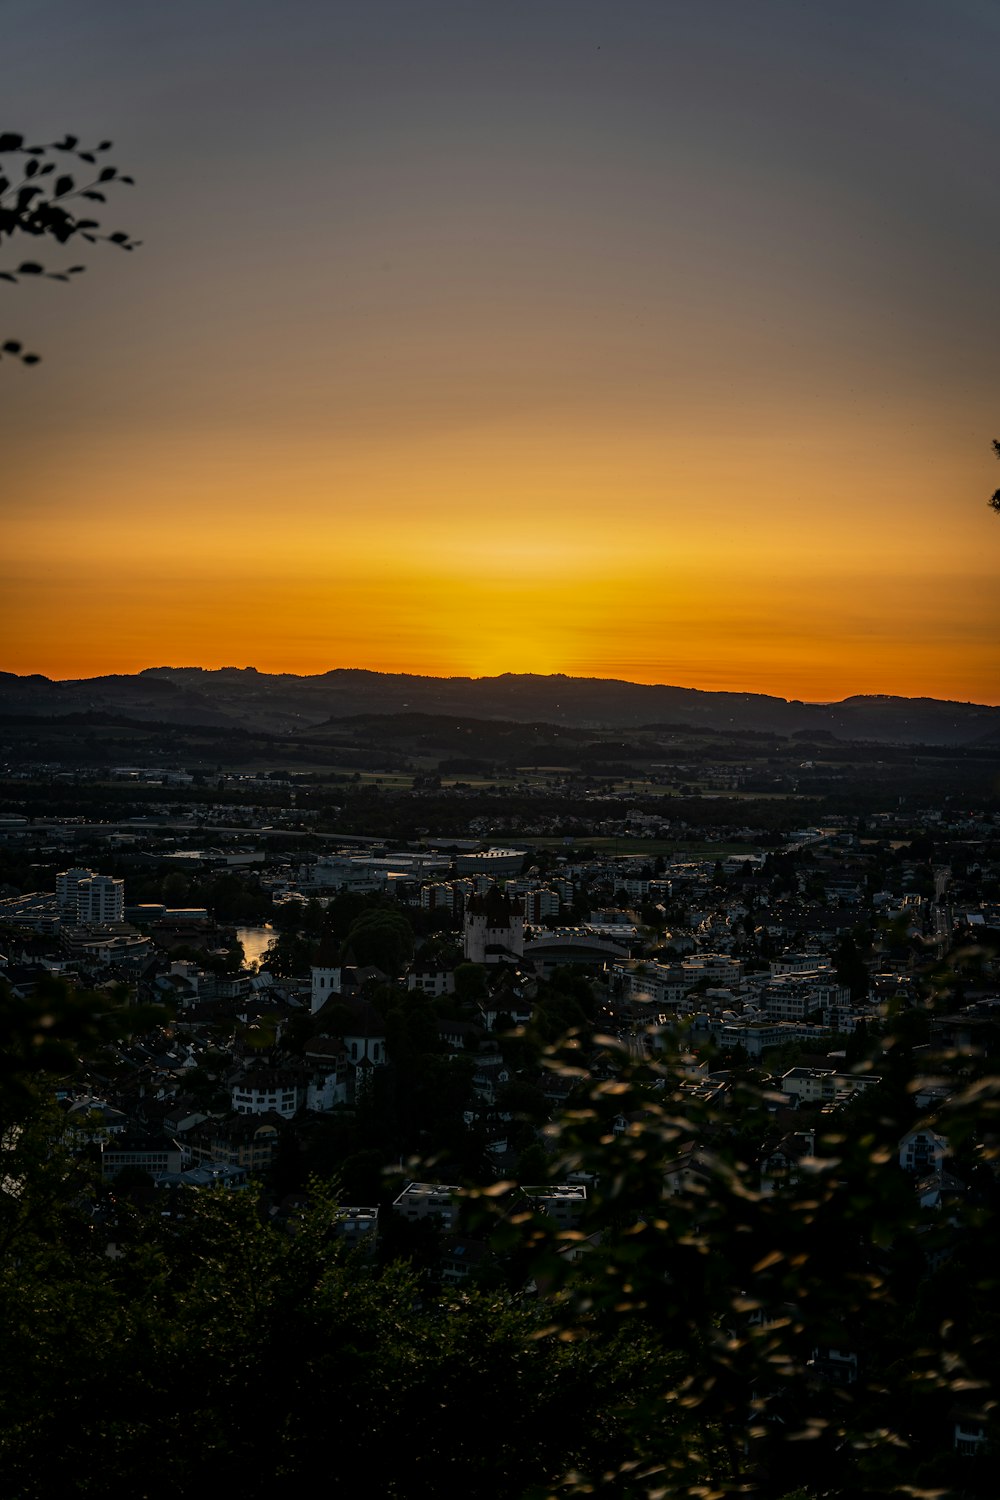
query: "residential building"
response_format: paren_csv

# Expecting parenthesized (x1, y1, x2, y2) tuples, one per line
(75, 875, 125, 925)
(392, 1182, 461, 1229)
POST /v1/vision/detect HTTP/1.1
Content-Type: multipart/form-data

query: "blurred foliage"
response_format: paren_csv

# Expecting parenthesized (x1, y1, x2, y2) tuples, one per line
(0, 974, 162, 1125)
(2, 947, 1000, 1495)
(0, 1171, 660, 1497)
(467, 945, 1000, 1497)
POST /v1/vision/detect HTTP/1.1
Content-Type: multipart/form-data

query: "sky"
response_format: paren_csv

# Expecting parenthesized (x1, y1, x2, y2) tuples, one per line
(2, 0, 998, 702)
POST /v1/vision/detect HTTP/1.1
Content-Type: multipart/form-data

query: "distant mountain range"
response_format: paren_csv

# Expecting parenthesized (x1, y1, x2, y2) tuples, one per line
(1, 667, 997, 746)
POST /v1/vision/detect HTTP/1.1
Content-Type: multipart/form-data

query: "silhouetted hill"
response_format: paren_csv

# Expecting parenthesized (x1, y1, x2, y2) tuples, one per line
(0, 667, 996, 745)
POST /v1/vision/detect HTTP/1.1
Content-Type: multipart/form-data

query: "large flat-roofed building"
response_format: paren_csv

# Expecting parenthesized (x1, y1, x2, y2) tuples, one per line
(392, 1182, 460, 1228)
(454, 848, 526, 878)
(521, 1183, 587, 1230)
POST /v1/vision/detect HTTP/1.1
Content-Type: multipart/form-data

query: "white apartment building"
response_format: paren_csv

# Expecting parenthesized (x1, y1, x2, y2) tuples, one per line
(681, 953, 743, 989)
(779, 1067, 880, 1106)
(759, 972, 850, 1023)
(523, 888, 561, 924)
(231, 1070, 302, 1119)
(392, 1182, 461, 1228)
(56, 867, 96, 914)
(75, 875, 125, 925)
(522, 1183, 587, 1229)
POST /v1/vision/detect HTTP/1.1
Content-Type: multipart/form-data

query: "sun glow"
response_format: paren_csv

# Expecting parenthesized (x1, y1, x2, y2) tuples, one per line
(3, 4, 999, 702)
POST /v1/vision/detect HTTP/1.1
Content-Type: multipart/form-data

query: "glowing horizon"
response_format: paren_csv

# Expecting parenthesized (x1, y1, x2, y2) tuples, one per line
(3, 2, 999, 706)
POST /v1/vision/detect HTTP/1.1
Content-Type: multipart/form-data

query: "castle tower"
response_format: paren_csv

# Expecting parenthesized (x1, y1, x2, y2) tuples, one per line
(463, 886, 524, 965)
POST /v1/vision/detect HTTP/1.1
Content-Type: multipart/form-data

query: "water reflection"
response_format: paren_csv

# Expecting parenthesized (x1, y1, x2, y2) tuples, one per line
(235, 925, 274, 968)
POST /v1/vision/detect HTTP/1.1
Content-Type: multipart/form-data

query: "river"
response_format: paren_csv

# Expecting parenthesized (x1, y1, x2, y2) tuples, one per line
(235, 925, 275, 968)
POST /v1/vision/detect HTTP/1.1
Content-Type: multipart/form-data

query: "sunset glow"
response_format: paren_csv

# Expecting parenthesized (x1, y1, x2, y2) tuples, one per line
(3, 1, 999, 702)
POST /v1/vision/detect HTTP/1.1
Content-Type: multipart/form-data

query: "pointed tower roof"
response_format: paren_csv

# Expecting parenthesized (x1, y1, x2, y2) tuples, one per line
(313, 930, 341, 969)
(467, 886, 520, 923)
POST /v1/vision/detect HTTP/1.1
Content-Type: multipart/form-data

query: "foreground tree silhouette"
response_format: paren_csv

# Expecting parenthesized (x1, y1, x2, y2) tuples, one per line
(4, 949, 999, 1497)
(0, 130, 139, 364)
(0, 974, 661, 1497)
(471, 949, 1000, 1498)
(990, 438, 1000, 515)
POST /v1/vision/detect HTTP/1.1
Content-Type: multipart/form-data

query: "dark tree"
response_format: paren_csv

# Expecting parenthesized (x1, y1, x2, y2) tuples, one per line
(990, 437, 1000, 515)
(1, 131, 139, 364)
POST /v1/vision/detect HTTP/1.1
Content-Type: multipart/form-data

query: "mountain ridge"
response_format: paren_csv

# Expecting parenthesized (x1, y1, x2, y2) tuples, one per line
(1, 668, 996, 745)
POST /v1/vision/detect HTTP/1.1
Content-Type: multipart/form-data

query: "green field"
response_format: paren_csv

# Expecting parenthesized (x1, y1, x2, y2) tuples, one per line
(524, 837, 755, 857)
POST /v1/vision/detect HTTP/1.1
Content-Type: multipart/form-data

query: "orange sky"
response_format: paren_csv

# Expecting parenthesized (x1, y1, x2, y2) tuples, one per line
(3, 1, 999, 703)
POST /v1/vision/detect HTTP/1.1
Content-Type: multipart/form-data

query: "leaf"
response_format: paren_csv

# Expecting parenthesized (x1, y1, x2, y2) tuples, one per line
(54, 175, 74, 196)
(0, 133, 25, 152)
(80, 190, 105, 202)
(98, 166, 116, 182)
(17, 262, 43, 274)
(108, 232, 129, 244)
(97, 140, 112, 151)
(78, 152, 96, 163)
(25, 158, 38, 177)
(2, 340, 23, 353)
(21, 354, 40, 364)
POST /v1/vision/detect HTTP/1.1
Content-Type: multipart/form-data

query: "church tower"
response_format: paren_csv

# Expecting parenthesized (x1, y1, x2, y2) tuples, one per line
(310, 930, 342, 1014)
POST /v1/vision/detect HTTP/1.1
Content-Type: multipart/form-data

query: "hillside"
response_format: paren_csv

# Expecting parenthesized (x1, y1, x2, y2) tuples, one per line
(1, 667, 997, 746)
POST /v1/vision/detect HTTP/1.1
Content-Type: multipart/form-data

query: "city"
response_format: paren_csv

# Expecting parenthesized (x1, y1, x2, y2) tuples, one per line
(4, 1, 1000, 1495)
(1, 679, 998, 1491)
